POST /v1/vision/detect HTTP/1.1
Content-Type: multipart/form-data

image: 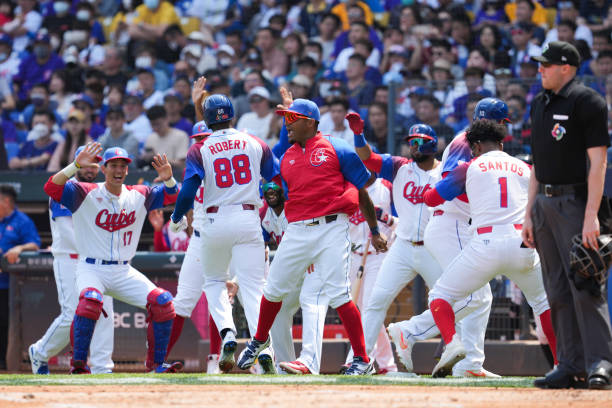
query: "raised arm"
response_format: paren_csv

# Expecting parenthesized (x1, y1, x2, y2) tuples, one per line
(191, 76, 208, 123)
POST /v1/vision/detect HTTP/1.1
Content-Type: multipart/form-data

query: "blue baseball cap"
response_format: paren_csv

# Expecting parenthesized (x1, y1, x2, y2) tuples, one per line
(191, 121, 212, 139)
(0, 33, 12, 47)
(73, 93, 95, 108)
(275, 98, 320, 121)
(33, 32, 50, 44)
(75, 145, 102, 162)
(102, 147, 132, 165)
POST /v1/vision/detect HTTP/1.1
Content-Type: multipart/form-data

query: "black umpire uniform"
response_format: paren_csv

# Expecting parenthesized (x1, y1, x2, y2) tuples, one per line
(529, 42, 612, 389)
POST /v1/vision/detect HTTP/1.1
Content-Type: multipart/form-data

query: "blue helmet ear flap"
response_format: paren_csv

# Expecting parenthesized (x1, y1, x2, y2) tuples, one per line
(407, 124, 438, 155)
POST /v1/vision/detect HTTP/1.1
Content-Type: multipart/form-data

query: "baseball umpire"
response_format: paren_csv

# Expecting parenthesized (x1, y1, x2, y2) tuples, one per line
(523, 41, 612, 389)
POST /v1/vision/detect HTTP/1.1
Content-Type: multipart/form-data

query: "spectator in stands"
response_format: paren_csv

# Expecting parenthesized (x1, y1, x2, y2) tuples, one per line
(255, 27, 288, 79)
(0, 184, 41, 370)
(72, 93, 104, 140)
(186, 31, 217, 75)
(127, 0, 180, 41)
(476, 24, 504, 64)
(596, 49, 612, 77)
(331, 3, 382, 60)
(452, 93, 485, 134)
(473, 0, 508, 28)
(298, 0, 330, 38)
(46, 109, 91, 171)
(0, 104, 18, 163)
(450, 67, 492, 123)
(172, 76, 195, 121)
(510, 0, 546, 44)
(450, 12, 473, 68)
(364, 101, 405, 154)
(2, 0, 42, 53)
(345, 54, 375, 110)
(283, 31, 305, 78)
(135, 69, 164, 109)
(508, 22, 541, 76)
(236, 86, 276, 146)
(504, 94, 531, 156)
(123, 93, 153, 149)
(142, 105, 188, 168)
(331, 0, 373, 32)
(287, 73, 313, 101)
(0, 33, 19, 85)
(320, 97, 353, 145)
(164, 92, 191, 135)
(42, 0, 72, 42)
(9, 108, 58, 170)
(592, 29, 612, 58)
(74, 1, 105, 45)
(49, 69, 76, 119)
(312, 12, 341, 66)
(216, 44, 238, 75)
(428, 38, 463, 80)
(232, 70, 267, 120)
(333, 22, 379, 73)
(466, 46, 496, 94)
(415, 94, 454, 150)
(13, 32, 64, 104)
(545, 2, 593, 47)
(158, 24, 185, 64)
(295, 56, 320, 86)
(98, 106, 139, 166)
(21, 83, 61, 127)
(172, 59, 196, 85)
(134, 44, 169, 91)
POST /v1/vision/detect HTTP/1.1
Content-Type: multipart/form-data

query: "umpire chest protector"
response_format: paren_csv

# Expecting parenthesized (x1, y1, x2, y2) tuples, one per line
(530, 78, 610, 185)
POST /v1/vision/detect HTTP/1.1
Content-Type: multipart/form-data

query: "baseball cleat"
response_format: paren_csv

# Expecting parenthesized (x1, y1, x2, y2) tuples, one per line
(258, 348, 276, 375)
(338, 363, 351, 374)
(69, 360, 91, 375)
(207, 354, 220, 374)
(387, 322, 414, 372)
(219, 331, 237, 373)
(454, 368, 501, 378)
(150, 361, 183, 373)
(432, 334, 466, 378)
(344, 356, 375, 376)
(279, 360, 312, 375)
(237, 336, 270, 370)
(28, 345, 49, 375)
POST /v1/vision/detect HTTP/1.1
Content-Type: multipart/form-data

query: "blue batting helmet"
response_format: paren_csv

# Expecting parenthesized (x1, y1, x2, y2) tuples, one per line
(191, 121, 212, 139)
(473, 97, 511, 123)
(204, 94, 234, 126)
(406, 124, 438, 155)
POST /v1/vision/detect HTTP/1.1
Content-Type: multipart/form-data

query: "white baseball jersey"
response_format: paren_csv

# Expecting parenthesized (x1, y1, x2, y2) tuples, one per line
(49, 199, 77, 256)
(261, 204, 288, 246)
(435, 132, 471, 220)
(46, 181, 178, 261)
(369, 154, 441, 242)
(348, 178, 394, 248)
(435, 150, 530, 228)
(192, 185, 205, 232)
(184, 129, 279, 210)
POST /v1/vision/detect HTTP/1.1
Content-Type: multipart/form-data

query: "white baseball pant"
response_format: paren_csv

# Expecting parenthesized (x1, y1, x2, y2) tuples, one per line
(422, 213, 493, 373)
(198, 207, 266, 338)
(429, 225, 549, 316)
(362, 237, 443, 355)
(344, 251, 396, 371)
(31, 255, 114, 373)
(173, 232, 206, 318)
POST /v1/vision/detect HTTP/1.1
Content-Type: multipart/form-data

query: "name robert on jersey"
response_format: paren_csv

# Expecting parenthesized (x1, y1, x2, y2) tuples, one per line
(207, 140, 248, 155)
(95, 209, 137, 232)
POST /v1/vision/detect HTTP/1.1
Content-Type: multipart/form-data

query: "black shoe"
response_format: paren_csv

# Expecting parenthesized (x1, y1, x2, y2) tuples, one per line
(588, 367, 612, 390)
(534, 368, 587, 389)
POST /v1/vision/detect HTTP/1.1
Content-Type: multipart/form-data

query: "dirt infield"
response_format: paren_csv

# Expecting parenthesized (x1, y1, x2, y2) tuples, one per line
(1, 385, 612, 408)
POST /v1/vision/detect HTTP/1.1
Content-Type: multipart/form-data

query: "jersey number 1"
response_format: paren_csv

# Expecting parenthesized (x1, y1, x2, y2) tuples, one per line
(213, 154, 253, 188)
(498, 177, 508, 208)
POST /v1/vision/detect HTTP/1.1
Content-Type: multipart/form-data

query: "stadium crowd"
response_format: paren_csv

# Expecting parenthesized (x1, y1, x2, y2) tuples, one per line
(0, 0, 609, 171)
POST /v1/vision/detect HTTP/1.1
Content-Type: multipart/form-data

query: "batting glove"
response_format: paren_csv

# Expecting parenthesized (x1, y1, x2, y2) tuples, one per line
(375, 207, 395, 227)
(169, 215, 188, 233)
(345, 112, 364, 135)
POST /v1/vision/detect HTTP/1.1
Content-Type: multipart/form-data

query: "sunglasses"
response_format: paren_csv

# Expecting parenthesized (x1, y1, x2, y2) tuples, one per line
(284, 111, 311, 124)
(407, 137, 427, 147)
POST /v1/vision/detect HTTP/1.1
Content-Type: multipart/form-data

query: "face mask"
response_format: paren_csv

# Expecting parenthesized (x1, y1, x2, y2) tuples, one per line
(306, 51, 320, 63)
(33, 45, 50, 60)
(218, 57, 232, 68)
(186, 57, 199, 68)
(31, 93, 45, 106)
(135, 56, 152, 68)
(76, 10, 91, 21)
(32, 123, 50, 139)
(53, 1, 70, 15)
(122, 0, 132, 9)
(50, 36, 61, 51)
(144, 0, 159, 10)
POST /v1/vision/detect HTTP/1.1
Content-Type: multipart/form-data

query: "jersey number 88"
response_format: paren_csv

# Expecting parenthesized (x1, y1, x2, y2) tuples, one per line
(213, 154, 253, 188)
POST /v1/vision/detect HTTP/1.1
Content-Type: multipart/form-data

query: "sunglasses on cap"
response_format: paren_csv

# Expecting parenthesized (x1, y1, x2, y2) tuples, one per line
(262, 182, 280, 192)
(283, 111, 311, 124)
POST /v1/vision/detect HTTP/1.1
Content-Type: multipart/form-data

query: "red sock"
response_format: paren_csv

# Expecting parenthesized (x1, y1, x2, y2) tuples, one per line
(254, 296, 282, 342)
(430, 298, 456, 345)
(336, 301, 369, 363)
(539, 309, 558, 366)
(209, 314, 221, 355)
(145, 323, 156, 370)
(164, 315, 185, 361)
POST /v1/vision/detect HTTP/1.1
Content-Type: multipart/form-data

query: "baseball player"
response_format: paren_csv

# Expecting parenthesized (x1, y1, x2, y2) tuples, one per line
(387, 98, 509, 378)
(348, 115, 445, 365)
(421, 119, 557, 377)
(237, 98, 388, 376)
(29, 146, 115, 375)
(43, 143, 182, 374)
(169, 95, 281, 374)
(342, 177, 398, 374)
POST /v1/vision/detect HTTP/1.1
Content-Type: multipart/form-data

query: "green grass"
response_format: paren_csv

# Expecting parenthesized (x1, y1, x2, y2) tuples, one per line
(0, 373, 536, 388)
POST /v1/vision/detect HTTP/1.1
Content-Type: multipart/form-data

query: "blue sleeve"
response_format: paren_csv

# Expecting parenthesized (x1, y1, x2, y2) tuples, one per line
(262, 227, 270, 242)
(254, 136, 280, 180)
(49, 199, 72, 220)
(143, 183, 178, 211)
(436, 162, 469, 201)
(328, 137, 371, 189)
(171, 175, 200, 223)
(19, 214, 41, 247)
(59, 181, 91, 213)
(443, 135, 472, 174)
(272, 122, 290, 158)
(184, 143, 205, 180)
(378, 154, 407, 182)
